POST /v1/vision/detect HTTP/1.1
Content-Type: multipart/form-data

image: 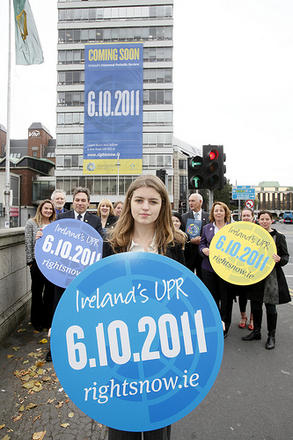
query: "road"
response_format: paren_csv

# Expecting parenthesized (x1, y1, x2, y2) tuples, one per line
(281, 223, 293, 292)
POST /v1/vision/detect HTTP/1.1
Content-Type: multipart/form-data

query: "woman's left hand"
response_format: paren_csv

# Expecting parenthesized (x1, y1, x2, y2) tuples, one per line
(272, 253, 280, 263)
(36, 229, 43, 240)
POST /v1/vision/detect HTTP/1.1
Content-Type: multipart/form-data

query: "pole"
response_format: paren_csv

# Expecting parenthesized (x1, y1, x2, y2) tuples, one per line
(117, 152, 120, 196)
(208, 189, 213, 212)
(4, 0, 12, 228)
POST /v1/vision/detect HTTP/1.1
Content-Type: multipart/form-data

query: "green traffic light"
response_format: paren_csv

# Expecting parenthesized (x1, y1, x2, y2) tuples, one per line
(192, 177, 200, 188)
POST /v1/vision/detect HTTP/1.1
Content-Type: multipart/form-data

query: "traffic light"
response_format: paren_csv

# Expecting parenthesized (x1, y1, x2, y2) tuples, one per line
(156, 169, 167, 184)
(188, 155, 205, 189)
(202, 145, 226, 190)
(217, 145, 227, 189)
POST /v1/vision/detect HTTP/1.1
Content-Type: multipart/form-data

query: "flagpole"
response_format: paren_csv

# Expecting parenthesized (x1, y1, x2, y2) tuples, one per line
(4, 0, 12, 228)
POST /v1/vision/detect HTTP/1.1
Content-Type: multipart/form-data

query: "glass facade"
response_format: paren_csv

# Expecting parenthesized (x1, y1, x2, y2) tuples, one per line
(56, 0, 174, 202)
(58, 6, 172, 22)
(58, 26, 172, 44)
(57, 68, 172, 85)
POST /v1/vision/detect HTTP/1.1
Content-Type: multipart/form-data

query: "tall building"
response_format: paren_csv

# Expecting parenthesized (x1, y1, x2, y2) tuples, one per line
(56, 0, 174, 205)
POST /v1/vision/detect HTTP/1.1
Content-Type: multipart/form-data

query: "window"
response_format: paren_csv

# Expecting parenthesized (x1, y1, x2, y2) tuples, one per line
(179, 159, 187, 170)
(58, 26, 172, 44)
(143, 90, 173, 105)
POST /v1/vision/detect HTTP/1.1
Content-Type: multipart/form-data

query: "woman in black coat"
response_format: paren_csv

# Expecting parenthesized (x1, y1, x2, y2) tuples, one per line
(242, 210, 291, 349)
(103, 175, 185, 440)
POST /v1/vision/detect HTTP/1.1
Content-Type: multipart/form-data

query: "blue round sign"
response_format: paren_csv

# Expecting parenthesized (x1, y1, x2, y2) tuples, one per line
(51, 253, 223, 431)
(35, 219, 103, 288)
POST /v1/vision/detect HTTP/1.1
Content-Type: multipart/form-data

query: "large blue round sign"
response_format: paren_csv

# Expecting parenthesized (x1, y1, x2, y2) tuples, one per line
(35, 219, 103, 288)
(51, 253, 223, 432)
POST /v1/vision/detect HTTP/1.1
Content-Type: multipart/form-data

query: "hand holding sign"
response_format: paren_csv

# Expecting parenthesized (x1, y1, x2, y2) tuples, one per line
(209, 222, 276, 285)
(51, 252, 223, 432)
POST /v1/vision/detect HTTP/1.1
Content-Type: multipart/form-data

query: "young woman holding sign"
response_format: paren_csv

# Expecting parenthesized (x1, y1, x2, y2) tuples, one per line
(103, 175, 185, 440)
(25, 199, 56, 331)
(199, 202, 233, 337)
(242, 210, 291, 349)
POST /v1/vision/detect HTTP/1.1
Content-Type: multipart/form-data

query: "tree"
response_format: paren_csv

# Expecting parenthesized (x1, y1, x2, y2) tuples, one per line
(213, 179, 233, 209)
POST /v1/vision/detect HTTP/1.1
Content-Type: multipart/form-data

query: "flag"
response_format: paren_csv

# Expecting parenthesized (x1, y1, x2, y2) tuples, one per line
(13, 0, 44, 65)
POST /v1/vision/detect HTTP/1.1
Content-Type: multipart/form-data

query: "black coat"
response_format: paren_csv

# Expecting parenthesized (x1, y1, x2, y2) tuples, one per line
(247, 229, 291, 304)
(181, 210, 209, 236)
(103, 240, 185, 265)
(181, 210, 209, 269)
(271, 229, 291, 304)
(57, 210, 104, 237)
(100, 214, 118, 229)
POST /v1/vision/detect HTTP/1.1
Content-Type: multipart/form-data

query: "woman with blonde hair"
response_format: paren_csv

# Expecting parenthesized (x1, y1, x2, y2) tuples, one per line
(97, 198, 118, 233)
(103, 175, 185, 440)
(199, 201, 232, 337)
(113, 200, 124, 217)
(25, 199, 56, 331)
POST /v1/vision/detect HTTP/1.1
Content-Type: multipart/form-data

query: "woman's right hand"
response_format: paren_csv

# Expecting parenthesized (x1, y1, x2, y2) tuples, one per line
(202, 247, 209, 256)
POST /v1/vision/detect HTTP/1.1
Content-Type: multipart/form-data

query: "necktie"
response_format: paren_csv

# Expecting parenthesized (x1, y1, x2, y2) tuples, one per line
(194, 212, 199, 220)
(77, 214, 82, 221)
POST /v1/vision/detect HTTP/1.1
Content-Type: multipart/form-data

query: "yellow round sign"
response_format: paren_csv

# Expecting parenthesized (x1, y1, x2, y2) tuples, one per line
(209, 222, 277, 285)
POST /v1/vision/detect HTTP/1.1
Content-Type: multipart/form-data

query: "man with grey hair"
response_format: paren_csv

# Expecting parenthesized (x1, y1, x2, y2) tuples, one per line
(51, 189, 67, 215)
(182, 193, 209, 279)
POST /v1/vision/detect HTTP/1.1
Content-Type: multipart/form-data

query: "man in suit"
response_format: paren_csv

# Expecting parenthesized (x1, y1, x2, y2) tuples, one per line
(181, 193, 209, 279)
(46, 187, 103, 362)
(57, 186, 103, 236)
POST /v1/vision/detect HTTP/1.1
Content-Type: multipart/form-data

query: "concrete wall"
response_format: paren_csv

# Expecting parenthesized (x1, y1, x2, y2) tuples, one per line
(0, 227, 31, 341)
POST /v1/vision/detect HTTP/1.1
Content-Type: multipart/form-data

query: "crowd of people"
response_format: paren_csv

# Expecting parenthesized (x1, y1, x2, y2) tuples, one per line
(24, 177, 291, 439)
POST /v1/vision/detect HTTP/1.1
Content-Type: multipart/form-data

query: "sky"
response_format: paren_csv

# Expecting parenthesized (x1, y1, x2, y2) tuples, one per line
(0, 0, 292, 187)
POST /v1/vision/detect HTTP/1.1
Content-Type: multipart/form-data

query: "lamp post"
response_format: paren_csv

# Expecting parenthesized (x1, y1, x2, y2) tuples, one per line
(117, 152, 120, 196)
(4, 0, 12, 228)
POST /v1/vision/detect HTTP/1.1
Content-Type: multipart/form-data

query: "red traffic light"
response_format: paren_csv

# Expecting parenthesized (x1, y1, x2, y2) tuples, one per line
(208, 149, 219, 161)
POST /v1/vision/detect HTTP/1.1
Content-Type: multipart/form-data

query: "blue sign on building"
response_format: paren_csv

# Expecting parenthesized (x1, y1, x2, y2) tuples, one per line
(83, 43, 143, 175)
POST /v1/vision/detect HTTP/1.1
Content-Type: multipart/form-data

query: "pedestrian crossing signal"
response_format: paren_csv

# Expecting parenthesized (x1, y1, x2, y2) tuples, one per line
(188, 156, 204, 189)
(188, 146, 226, 191)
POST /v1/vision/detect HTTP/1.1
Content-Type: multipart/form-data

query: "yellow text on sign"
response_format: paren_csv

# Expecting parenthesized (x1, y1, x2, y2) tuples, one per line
(209, 222, 276, 285)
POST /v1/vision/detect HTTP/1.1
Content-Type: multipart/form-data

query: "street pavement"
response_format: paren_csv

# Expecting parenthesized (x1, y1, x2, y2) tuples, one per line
(0, 323, 107, 440)
(1, 301, 292, 440)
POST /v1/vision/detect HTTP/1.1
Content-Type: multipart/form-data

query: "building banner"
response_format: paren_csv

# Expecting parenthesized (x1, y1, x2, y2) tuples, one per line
(83, 43, 143, 175)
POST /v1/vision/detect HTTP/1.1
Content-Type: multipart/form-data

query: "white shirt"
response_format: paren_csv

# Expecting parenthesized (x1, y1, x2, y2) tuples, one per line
(74, 211, 85, 221)
(193, 209, 202, 220)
